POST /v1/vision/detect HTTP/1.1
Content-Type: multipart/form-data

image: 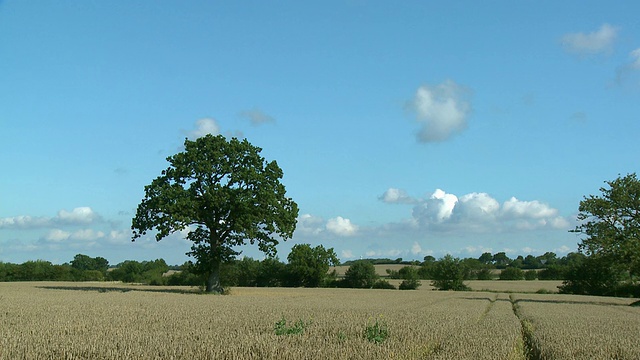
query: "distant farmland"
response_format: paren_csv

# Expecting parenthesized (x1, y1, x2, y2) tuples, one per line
(1, 282, 638, 359)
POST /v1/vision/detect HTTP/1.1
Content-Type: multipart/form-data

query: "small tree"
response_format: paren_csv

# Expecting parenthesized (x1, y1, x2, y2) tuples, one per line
(131, 135, 298, 293)
(431, 255, 470, 291)
(343, 260, 378, 288)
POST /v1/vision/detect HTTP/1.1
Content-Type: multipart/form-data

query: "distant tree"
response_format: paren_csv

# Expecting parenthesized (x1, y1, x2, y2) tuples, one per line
(131, 135, 298, 293)
(536, 252, 558, 267)
(256, 257, 286, 287)
(70, 254, 109, 274)
(431, 255, 470, 291)
(492, 252, 511, 268)
(343, 260, 379, 288)
(284, 244, 339, 287)
(478, 252, 493, 264)
(423, 255, 436, 264)
(523, 255, 541, 269)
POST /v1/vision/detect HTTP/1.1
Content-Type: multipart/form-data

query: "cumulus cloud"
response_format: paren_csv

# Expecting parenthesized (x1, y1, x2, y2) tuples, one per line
(379, 188, 416, 204)
(387, 187, 569, 233)
(408, 80, 471, 142)
(57, 207, 99, 224)
(561, 24, 617, 55)
(296, 214, 325, 236)
(239, 108, 276, 125)
(326, 216, 359, 236)
(412, 189, 458, 225)
(43, 228, 105, 242)
(0, 207, 100, 229)
(185, 118, 220, 140)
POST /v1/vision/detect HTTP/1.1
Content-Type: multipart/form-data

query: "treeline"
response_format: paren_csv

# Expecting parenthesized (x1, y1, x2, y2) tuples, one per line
(2, 247, 637, 297)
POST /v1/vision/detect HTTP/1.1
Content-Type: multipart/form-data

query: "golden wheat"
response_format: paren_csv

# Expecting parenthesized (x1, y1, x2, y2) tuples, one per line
(0, 282, 636, 359)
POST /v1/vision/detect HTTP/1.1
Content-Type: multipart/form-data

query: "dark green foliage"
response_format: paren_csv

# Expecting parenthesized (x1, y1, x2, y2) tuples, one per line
(397, 266, 421, 290)
(559, 255, 629, 296)
(274, 317, 309, 336)
(70, 254, 109, 274)
(372, 279, 396, 289)
(284, 244, 339, 287)
(537, 265, 567, 280)
(131, 135, 298, 293)
(108, 259, 169, 285)
(343, 260, 379, 288)
(573, 173, 640, 278)
(499, 267, 525, 280)
(524, 270, 538, 281)
(430, 255, 470, 291)
(474, 268, 494, 280)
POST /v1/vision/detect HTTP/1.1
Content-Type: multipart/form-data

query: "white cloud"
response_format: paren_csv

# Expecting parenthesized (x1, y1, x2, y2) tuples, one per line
(379, 188, 415, 204)
(341, 249, 354, 259)
(326, 216, 359, 236)
(70, 229, 105, 241)
(0, 215, 50, 229)
(411, 242, 422, 255)
(412, 189, 458, 225)
(45, 229, 71, 242)
(561, 24, 617, 55)
(501, 197, 557, 219)
(57, 207, 99, 224)
(296, 214, 324, 236)
(408, 80, 471, 142)
(0, 207, 100, 229)
(398, 188, 570, 232)
(239, 108, 275, 125)
(186, 118, 220, 140)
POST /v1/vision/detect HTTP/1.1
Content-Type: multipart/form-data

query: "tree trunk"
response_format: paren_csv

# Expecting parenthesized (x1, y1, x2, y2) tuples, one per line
(205, 259, 223, 293)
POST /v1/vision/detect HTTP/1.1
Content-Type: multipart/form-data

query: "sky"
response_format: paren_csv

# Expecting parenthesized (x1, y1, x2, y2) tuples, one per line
(1, 1, 639, 265)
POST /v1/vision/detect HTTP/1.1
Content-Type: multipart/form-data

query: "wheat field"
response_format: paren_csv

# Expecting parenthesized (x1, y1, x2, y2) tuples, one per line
(1, 282, 638, 359)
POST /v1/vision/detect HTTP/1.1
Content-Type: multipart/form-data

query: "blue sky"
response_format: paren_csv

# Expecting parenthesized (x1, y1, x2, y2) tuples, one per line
(1, 1, 639, 265)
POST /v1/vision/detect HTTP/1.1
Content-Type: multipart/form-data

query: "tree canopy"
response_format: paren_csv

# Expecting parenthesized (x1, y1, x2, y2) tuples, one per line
(573, 173, 640, 277)
(131, 134, 298, 292)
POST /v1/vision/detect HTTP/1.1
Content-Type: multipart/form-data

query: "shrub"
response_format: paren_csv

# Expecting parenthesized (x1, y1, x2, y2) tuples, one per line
(372, 279, 396, 289)
(499, 267, 524, 280)
(399, 279, 421, 290)
(524, 270, 538, 281)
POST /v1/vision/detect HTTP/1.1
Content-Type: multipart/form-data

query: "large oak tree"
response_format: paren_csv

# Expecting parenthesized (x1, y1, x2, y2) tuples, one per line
(131, 134, 298, 293)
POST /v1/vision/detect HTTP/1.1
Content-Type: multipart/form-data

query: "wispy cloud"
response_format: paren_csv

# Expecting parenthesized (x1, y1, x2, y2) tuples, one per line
(407, 80, 472, 143)
(0, 207, 101, 229)
(239, 108, 275, 126)
(561, 23, 617, 55)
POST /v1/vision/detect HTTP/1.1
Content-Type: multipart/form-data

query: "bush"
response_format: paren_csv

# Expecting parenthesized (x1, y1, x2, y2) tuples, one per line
(372, 279, 396, 289)
(399, 279, 421, 290)
(559, 256, 628, 296)
(499, 267, 524, 280)
(524, 270, 538, 281)
(474, 268, 494, 280)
